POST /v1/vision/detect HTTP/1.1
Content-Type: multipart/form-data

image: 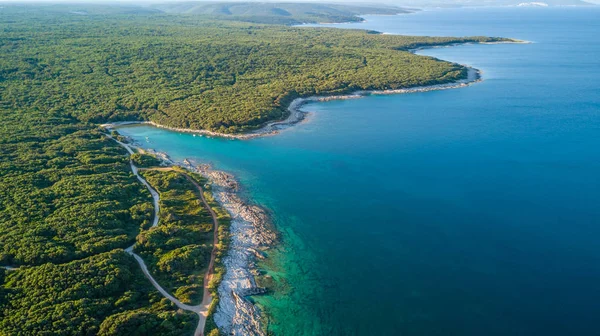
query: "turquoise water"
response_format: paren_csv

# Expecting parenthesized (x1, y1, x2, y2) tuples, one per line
(118, 7, 600, 336)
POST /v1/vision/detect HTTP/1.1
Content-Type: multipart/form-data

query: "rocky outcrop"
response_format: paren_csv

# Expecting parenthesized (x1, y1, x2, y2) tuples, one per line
(184, 162, 276, 336)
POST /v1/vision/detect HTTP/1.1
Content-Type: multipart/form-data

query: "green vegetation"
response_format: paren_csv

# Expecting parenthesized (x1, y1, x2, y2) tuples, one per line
(0, 3, 510, 334)
(0, 5, 508, 134)
(136, 169, 214, 305)
(0, 250, 196, 335)
(0, 117, 152, 266)
(151, 2, 408, 25)
(186, 172, 232, 336)
(131, 153, 163, 168)
(0, 110, 193, 334)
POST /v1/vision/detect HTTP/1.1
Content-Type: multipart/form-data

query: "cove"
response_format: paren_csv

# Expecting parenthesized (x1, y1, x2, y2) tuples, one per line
(117, 7, 600, 336)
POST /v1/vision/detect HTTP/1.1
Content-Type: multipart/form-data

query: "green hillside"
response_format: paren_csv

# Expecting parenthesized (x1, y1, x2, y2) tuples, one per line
(151, 2, 409, 24)
(0, 3, 510, 335)
(0, 7, 507, 134)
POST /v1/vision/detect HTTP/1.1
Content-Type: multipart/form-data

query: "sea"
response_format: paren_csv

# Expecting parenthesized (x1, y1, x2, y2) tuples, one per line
(117, 7, 600, 336)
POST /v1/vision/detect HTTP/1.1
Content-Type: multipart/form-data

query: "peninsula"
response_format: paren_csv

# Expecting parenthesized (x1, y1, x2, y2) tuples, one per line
(0, 2, 513, 335)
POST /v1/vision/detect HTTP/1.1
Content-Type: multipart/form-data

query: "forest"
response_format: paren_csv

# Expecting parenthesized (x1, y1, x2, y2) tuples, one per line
(0, 3, 509, 335)
(136, 169, 214, 305)
(0, 250, 197, 335)
(0, 5, 508, 133)
(150, 2, 409, 24)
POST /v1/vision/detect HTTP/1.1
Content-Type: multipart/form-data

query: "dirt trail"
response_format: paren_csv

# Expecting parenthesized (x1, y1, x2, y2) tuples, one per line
(106, 135, 220, 336)
(182, 173, 220, 323)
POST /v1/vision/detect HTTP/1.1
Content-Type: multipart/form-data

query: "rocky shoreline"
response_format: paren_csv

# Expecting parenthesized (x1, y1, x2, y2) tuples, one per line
(101, 58, 490, 335)
(96, 128, 277, 335)
(101, 65, 484, 140)
(102, 40, 533, 139)
(129, 143, 276, 335)
(101, 65, 485, 334)
(188, 163, 276, 336)
(98, 38, 532, 335)
(255, 66, 482, 134)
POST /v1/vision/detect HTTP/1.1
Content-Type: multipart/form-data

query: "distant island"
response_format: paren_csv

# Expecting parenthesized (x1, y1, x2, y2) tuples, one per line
(0, 2, 515, 336)
(394, 0, 595, 7)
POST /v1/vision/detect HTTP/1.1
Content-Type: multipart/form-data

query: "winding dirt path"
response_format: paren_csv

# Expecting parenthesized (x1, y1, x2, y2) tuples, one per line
(182, 173, 220, 322)
(106, 134, 220, 336)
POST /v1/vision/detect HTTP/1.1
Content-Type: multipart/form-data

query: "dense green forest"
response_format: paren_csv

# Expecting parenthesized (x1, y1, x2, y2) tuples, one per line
(131, 153, 163, 168)
(0, 251, 197, 335)
(0, 3, 509, 335)
(0, 114, 153, 266)
(0, 5, 508, 133)
(136, 169, 213, 305)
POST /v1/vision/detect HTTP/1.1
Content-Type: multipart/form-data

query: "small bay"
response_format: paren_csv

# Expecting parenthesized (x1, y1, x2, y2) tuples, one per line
(118, 7, 600, 335)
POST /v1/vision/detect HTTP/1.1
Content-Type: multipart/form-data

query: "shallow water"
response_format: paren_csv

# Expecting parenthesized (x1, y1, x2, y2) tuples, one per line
(118, 7, 600, 336)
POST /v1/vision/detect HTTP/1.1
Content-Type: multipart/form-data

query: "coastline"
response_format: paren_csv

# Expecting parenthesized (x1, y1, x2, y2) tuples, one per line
(102, 65, 484, 140)
(102, 39, 530, 139)
(102, 62, 486, 335)
(102, 40, 528, 334)
(104, 135, 208, 336)
(120, 140, 277, 335)
(185, 161, 276, 336)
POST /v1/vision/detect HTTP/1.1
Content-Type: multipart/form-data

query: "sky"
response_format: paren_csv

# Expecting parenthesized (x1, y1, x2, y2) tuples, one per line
(0, 0, 597, 5)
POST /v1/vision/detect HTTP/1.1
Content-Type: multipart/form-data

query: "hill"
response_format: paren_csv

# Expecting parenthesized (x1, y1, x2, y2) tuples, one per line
(0, 3, 511, 335)
(150, 2, 411, 24)
(0, 6, 508, 134)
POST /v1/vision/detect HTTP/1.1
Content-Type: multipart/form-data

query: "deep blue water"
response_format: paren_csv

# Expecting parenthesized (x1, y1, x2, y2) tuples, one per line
(118, 7, 600, 335)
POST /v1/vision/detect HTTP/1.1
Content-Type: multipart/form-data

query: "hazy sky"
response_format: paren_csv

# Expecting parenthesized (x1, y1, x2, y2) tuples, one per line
(0, 0, 597, 5)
